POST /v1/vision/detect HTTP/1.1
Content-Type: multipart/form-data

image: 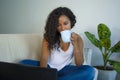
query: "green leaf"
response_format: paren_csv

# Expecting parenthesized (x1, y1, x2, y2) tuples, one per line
(100, 38, 111, 49)
(84, 32, 102, 49)
(109, 60, 120, 73)
(111, 41, 120, 53)
(84, 23, 120, 70)
(98, 23, 111, 40)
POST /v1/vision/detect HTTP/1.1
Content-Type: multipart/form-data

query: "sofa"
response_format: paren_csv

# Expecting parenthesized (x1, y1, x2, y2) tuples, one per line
(0, 34, 98, 80)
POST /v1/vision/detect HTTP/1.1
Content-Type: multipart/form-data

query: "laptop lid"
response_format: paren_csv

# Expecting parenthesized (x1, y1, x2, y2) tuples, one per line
(0, 61, 57, 80)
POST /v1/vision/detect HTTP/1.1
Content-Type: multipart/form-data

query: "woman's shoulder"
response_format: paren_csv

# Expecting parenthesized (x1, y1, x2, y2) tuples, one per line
(75, 33, 83, 43)
(79, 35, 83, 40)
(73, 32, 83, 41)
(42, 38, 49, 46)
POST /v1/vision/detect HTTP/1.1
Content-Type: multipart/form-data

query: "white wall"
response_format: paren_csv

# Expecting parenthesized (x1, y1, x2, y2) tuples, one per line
(0, 0, 120, 79)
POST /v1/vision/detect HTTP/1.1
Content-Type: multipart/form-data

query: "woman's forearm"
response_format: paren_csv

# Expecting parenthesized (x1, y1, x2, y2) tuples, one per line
(40, 38, 49, 68)
(73, 37, 84, 66)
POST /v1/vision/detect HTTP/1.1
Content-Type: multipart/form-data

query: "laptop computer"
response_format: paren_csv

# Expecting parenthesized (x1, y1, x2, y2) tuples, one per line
(0, 61, 57, 80)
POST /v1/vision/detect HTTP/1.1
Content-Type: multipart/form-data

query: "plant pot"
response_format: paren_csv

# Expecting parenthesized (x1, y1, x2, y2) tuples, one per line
(95, 66, 117, 80)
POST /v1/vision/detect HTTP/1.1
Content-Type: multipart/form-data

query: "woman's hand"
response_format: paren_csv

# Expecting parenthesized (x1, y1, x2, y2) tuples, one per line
(71, 32, 80, 46)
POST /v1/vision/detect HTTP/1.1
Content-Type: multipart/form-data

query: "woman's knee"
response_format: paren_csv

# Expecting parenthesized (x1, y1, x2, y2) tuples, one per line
(18, 59, 40, 66)
(82, 65, 95, 77)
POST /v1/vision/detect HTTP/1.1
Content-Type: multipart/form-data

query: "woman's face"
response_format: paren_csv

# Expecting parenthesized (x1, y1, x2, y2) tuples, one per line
(57, 15, 71, 32)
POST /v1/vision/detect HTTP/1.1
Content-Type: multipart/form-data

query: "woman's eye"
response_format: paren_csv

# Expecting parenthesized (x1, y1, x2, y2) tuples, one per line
(64, 22, 68, 25)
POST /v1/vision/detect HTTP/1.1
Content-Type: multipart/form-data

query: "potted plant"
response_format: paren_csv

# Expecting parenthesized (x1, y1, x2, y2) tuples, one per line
(84, 23, 120, 80)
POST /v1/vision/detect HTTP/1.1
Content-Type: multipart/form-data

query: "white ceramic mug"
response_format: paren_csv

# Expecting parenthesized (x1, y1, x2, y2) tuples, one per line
(60, 30, 72, 43)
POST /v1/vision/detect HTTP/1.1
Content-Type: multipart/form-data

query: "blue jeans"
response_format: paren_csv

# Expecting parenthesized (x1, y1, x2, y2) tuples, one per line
(19, 59, 95, 80)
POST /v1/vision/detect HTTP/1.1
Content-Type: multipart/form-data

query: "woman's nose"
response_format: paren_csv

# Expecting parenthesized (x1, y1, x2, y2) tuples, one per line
(61, 25, 65, 30)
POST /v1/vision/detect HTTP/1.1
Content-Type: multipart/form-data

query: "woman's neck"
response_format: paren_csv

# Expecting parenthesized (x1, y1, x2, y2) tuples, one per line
(60, 39, 70, 52)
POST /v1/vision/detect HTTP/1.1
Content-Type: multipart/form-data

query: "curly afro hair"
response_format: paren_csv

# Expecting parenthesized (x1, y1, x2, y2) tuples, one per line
(44, 7, 76, 50)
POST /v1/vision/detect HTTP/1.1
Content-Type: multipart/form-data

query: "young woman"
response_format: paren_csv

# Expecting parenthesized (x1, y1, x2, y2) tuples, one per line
(20, 7, 95, 80)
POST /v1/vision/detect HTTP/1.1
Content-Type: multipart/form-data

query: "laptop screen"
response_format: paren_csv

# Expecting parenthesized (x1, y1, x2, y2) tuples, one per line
(0, 61, 57, 80)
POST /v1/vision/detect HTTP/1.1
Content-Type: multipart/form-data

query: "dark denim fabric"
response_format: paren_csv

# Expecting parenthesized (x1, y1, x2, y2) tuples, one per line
(19, 59, 95, 80)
